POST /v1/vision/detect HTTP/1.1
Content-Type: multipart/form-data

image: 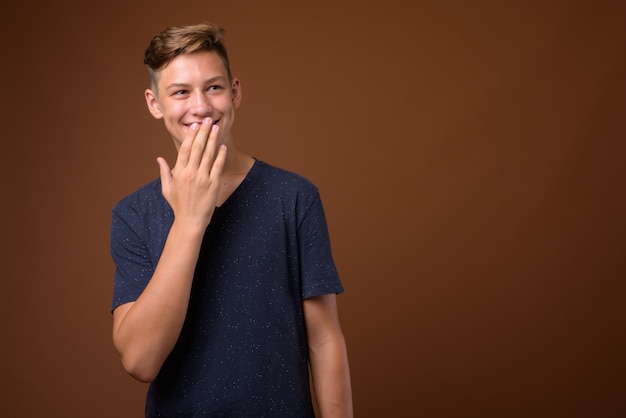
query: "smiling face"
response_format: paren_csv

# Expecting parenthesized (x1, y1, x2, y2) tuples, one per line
(144, 50, 242, 150)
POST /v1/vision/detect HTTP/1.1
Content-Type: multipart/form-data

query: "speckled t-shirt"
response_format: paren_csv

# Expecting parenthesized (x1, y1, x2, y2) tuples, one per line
(110, 159, 343, 417)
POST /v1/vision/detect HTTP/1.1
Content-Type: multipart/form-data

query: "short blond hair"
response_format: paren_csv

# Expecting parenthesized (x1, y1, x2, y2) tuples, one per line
(143, 22, 232, 89)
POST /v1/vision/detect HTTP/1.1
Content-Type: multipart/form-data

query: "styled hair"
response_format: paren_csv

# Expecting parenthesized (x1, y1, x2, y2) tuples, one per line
(143, 22, 232, 90)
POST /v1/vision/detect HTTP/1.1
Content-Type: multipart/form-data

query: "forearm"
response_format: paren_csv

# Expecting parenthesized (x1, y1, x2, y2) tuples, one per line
(310, 337, 353, 418)
(112, 119, 227, 382)
(113, 221, 205, 382)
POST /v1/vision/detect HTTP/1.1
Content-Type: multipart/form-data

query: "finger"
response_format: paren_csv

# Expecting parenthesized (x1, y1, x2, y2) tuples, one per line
(199, 123, 220, 173)
(210, 144, 228, 178)
(175, 122, 200, 169)
(156, 157, 173, 193)
(187, 118, 213, 168)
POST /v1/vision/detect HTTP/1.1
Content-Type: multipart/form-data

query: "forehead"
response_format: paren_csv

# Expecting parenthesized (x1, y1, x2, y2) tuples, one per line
(158, 51, 228, 85)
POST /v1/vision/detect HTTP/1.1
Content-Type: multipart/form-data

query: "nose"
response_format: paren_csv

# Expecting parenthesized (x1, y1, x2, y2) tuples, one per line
(190, 91, 212, 117)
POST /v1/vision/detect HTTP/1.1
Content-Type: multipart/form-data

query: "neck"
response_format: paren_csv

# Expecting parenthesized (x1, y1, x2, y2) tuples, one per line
(222, 144, 254, 176)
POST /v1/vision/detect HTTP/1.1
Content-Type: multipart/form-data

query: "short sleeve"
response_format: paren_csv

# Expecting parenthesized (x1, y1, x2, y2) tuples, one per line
(297, 193, 344, 299)
(110, 205, 155, 311)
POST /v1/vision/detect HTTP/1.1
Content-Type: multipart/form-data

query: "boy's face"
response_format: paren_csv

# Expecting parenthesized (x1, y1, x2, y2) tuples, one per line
(144, 51, 241, 149)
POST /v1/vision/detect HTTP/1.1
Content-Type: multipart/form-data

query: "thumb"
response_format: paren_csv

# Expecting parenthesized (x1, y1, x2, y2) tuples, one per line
(156, 157, 172, 189)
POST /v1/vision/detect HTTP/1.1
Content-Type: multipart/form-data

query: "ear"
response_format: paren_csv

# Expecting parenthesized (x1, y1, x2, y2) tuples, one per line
(231, 78, 242, 109)
(145, 88, 164, 119)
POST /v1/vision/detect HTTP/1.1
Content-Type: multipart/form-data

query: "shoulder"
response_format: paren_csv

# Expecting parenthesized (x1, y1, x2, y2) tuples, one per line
(112, 178, 168, 221)
(255, 160, 319, 196)
(250, 161, 327, 225)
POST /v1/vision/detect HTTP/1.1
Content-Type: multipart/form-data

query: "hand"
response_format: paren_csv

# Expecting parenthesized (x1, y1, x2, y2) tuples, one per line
(156, 117, 227, 231)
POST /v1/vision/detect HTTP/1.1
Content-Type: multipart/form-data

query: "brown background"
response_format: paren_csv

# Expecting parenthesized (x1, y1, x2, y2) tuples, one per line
(2, 1, 625, 417)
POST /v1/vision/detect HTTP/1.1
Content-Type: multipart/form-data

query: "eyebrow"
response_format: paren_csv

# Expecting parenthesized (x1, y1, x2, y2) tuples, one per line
(165, 76, 227, 90)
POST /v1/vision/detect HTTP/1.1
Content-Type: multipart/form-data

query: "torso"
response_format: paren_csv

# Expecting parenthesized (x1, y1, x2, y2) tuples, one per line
(111, 159, 342, 416)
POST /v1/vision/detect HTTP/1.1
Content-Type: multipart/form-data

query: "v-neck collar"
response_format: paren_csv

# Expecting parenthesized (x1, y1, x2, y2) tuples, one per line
(215, 158, 262, 211)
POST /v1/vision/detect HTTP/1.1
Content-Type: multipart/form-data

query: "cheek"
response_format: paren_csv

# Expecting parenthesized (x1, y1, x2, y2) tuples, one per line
(225, 104, 237, 123)
(217, 97, 236, 113)
(162, 102, 184, 117)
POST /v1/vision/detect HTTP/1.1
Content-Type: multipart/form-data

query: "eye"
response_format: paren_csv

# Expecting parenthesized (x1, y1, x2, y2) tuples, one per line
(172, 89, 189, 96)
(207, 85, 224, 92)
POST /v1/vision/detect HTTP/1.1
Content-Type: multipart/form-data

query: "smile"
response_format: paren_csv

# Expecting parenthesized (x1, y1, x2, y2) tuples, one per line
(184, 119, 220, 128)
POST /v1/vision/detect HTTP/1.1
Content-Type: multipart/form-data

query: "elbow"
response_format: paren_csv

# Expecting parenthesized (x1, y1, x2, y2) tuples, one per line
(128, 368, 158, 384)
(120, 354, 160, 383)
(113, 333, 162, 383)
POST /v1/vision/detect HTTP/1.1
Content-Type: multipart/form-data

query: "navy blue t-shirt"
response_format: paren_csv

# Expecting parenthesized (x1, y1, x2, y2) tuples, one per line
(110, 160, 343, 417)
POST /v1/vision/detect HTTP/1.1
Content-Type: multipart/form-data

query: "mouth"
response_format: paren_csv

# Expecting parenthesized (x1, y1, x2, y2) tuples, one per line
(184, 119, 221, 128)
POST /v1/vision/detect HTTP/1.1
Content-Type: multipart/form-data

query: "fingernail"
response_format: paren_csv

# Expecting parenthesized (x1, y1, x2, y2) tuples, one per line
(190, 123, 199, 130)
(204, 117, 212, 125)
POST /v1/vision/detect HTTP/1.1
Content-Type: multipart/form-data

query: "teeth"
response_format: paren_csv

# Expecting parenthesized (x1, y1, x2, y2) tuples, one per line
(184, 120, 219, 127)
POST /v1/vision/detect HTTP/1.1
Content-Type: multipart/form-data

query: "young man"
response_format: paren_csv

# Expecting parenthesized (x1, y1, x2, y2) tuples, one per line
(110, 22, 352, 417)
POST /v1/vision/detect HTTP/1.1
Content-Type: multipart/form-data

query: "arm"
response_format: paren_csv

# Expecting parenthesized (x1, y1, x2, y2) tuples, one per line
(112, 119, 226, 383)
(304, 294, 353, 418)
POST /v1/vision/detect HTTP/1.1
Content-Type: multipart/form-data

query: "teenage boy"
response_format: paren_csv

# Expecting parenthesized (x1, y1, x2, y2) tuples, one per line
(110, 22, 353, 417)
